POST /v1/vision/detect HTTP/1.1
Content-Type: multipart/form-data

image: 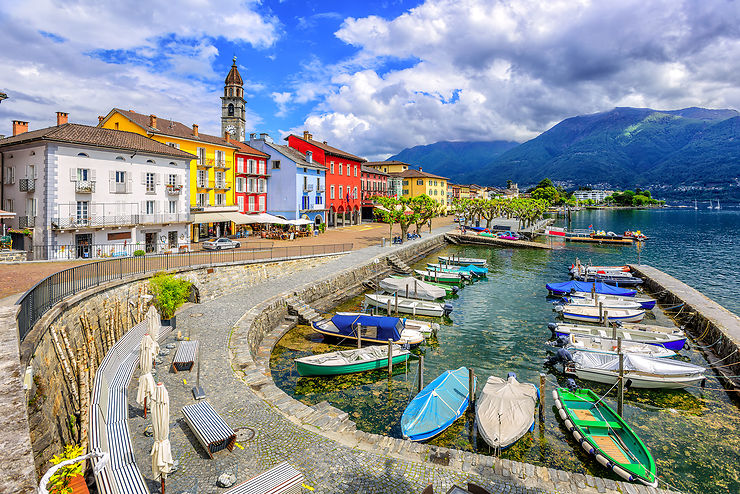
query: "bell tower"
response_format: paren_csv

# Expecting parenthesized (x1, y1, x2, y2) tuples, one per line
(221, 56, 246, 142)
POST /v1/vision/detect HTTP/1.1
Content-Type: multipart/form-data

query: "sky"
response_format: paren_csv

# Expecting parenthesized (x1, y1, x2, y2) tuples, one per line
(1, 0, 739, 161)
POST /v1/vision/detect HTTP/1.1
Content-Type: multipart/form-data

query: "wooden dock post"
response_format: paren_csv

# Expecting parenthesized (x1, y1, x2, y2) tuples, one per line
(599, 302, 604, 323)
(612, 322, 617, 341)
(414, 279, 418, 298)
(387, 299, 392, 316)
(405, 285, 409, 299)
(394, 291, 399, 315)
(617, 337, 624, 416)
(539, 373, 546, 421)
(388, 339, 393, 375)
(603, 310, 609, 327)
(468, 368, 475, 407)
(418, 355, 424, 393)
(357, 324, 362, 348)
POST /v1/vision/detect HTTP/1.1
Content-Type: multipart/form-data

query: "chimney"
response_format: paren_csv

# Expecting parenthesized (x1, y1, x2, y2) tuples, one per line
(323, 141, 327, 145)
(12, 120, 28, 136)
(223, 132, 230, 144)
(303, 130, 310, 140)
(98, 116, 104, 124)
(419, 167, 423, 172)
(249, 133, 256, 140)
(192, 124, 199, 137)
(260, 133, 271, 143)
(56, 112, 69, 125)
(149, 114, 157, 129)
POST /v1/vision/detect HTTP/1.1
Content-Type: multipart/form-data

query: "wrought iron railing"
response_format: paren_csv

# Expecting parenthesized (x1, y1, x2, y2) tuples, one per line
(75, 180, 95, 193)
(19, 178, 35, 192)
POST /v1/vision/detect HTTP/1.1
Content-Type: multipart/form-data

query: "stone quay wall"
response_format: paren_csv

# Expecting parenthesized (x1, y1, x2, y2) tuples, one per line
(9, 253, 341, 481)
(630, 264, 740, 389)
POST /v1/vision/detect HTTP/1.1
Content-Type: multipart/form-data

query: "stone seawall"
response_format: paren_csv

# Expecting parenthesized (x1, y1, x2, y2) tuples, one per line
(629, 264, 740, 389)
(10, 254, 340, 479)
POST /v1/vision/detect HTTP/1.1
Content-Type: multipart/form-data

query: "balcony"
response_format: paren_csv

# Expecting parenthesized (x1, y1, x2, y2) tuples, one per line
(197, 158, 213, 169)
(139, 213, 189, 225)
(19, 178, 35, 192)
(166, 184, 183, 195)
(303, 183, 314, 192)
(51, 214, 139, 230)
(75, 180, 95, 193)
(19, 216, 35, 228)
(196, 181, 213, 190)
(317, 185, 325, 192)
(111, 182, 131, 194)
(213, 160, 232, 171)
(213, 180, 231, 191)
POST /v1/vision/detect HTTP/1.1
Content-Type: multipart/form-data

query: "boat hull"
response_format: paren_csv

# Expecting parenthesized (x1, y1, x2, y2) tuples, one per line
(551, 324, 687, 351)
(364, 294, 446, 317)
(570, 367, 704, 389)
(296, 352, 411, 377)
(558, 310, 645, 323)
(438, 256, 486, 266)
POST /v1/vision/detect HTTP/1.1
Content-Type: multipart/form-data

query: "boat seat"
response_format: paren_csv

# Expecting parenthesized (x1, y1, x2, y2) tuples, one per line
(591, 435, 630, 464)
(572, 409, 598, 421)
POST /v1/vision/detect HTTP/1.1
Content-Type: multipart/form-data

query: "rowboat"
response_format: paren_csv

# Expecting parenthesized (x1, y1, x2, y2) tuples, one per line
(555, 305, 645, 323)
(312, 313, 424, 346)
(426, 264, 488, 277)
(548, 323, 687, 351)
(554, 386, 657, 486)
(438, 256, 487, 266)
(379, 276, 447, 300)
(364, 293, 452, 317)
(546, 281, 637, 297)
(295, 345, 411, 376)
(415, 269, 467, 284)
(558, 333, 675, 358)
(476, 374, 538, 450)
(567, 292, 656, 310)
(391, 275, 457, 294)
(401, 367, 473, 441)
(335, 312, 438, 337)
(620, 323, 682, 334)
(561, 297, 644, 311)
(565, 352, 705, 389)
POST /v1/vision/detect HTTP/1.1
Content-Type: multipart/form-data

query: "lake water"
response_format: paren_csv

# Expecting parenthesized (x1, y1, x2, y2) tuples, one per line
(271, 208, 740, 494)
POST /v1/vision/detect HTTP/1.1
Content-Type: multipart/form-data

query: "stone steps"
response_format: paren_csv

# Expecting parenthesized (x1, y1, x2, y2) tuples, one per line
(285, 295, 324, 324)
(444, 233, 461, 245)
(387, 254, 412, 274)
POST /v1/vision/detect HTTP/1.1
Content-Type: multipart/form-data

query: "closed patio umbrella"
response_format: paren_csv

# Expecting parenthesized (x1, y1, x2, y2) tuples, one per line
(151, 382, 173, 493)
(147, 306, 160, 341)
(136, 333, 158, 417)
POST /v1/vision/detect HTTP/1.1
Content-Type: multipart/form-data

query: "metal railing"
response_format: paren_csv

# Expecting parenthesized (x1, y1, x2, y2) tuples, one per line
(19, 216, 35, 228)
(51, 214, 139, 229)
(19, 178, 35, 192)
(166, 185, 183, 195)
(75, 180, 95, 193)
(16, 242, 353, 342)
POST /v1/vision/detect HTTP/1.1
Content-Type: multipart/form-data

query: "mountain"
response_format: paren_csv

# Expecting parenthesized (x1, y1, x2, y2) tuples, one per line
(387, 140, 519, 178)
(388, 107, 740, 195)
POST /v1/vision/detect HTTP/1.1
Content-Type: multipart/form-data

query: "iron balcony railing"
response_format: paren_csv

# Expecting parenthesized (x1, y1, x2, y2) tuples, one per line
(19, 178, 35, 192)
(16, 242, 354, 343)
(19, 216, 35, 228)
(166, 184, 183, 195)
(50, 213, 189, 229)
(303, 183, 314, 192)
(75, 180, 95, 193)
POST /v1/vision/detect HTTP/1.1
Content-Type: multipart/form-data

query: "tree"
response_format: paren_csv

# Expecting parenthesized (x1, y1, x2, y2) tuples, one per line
(531, 186, 560, 204)
(535, 177, 555, 189)
(409, 195, 438, 235)
(374, 196, 419, 243)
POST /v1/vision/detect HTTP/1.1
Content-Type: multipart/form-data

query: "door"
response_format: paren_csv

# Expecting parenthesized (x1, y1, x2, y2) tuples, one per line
(145, 232, 157, 253)
(75, 234, 92, 259)
(168, 231, 177, 248)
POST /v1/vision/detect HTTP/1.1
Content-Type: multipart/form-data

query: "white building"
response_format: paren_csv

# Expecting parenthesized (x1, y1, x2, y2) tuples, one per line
(0, 114, 193, 259)
(573, 189, 614, 203)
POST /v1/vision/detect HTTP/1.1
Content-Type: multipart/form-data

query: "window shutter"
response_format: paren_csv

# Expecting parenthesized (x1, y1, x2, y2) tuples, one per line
(109, 170, 115, 192)
(126, 174, 132, 193)
(90, 169, 96, 181)
(141, 172, 147, 185)
(156, 201, 161, 213)
(70, 168, 77, 181)
(156, 173, 161, 185)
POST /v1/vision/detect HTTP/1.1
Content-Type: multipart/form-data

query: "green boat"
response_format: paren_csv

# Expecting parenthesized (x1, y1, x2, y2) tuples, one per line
(414, 269, 466, 285)
(295, 345, 411, 376)
(390, 275, 456, 294)
(553, 387, 657, 487)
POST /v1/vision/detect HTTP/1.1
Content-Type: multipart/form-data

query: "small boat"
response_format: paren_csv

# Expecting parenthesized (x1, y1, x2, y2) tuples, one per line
(558, 333, 675, 358)
(546, 281, 636, 297)
(415, 269, 467, 284)
(364, 293, 452, 317)
(426, 264, 488, 277)
(438, 255, 487, 266)
(566, 352, 705, 389)
(567, 292, 656, 310)
(548, 323, 687, 351)
(554, 386, 657, 486)
(335, 312, 438, 337)
(476, 374, 538, 450)
(295, 345, 411, 376)
(312, 313, 424, 346)
(497, 231, 521, 240)
(379, 276, 447, 300)
(391, 275, 457, 294)
(570, 263, 630, 276)
(561, 297, 644, 311)
(401, 367, 473, 441)
(555, 305, 645, 323)
(619, 322, 682, 334)
(572, 272, 643, 287)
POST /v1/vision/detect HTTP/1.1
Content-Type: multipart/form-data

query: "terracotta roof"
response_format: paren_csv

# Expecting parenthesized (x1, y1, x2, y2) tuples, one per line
(361, 165, 389, 176)
(265, 142, 327, 170)
(390, 168, 448, 180)
(287, 135, 365, 162)
(108, 108, 237, 148)
(225, 58, 243, 86)
(232, 140, 269, 158)
(365, 160, 411, 167)
(0, 123, 195, 159)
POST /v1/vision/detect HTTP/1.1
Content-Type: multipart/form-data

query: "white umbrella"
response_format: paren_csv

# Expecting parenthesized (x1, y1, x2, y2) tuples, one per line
(147, 306, 160, 341)
(136, 333, 158, 416)
(151, 382, 173, 493)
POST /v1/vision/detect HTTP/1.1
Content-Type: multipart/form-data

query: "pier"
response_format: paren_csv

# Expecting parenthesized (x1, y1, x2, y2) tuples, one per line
(629, 264, 740, 390)
(446, 232, 551, 249)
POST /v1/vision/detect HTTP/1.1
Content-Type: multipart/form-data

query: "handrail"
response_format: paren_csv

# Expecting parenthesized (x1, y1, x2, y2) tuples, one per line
(15, 243, 353, 343)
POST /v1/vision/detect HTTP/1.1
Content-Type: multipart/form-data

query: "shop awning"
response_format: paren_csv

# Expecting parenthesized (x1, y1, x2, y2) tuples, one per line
(238, 213, 290, 225)
(0, 209, 16, 219)
(191, 211, 291, 225)
(286, 218, 313, 226)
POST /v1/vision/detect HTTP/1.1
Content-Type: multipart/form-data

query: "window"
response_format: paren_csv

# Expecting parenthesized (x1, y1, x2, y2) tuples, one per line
(403, 189, 409, 195)
(346, 164, 350, 176)
(330, 162, 334, 174)
(215, 171, 225, 188)
(196, 170, 206, 188)
(236, 177, 245, 193)
(27, 198, 37, 217)
(3, 199, 13, 212)
(77, 168, 90, 181)
(361, 180, 366, 191)
(3, 167, 14, 184)
(302, 195, 310, 210)
(236, 157, 244, 173)
(237, 195, 244, 211)
(258, 196, 265, 211)
(315, 194, 322, 205)
(196, 193, 207, 207)
(403, 180, 409, 186)
(248, 159, 255, 173)
(330, 185, 335, 199)
(339, 185, 343, 199)
(167, 142, 179, 149)
(303, 176, 308, 191)
(354, 165, 358, 177)
(116, 156, 125, 161)
(316, 177, 320, 190)
(216, 193, 226, 206)
(76, 201, 88, 222)
(116, 171, 126, 183)
(146, 159, 155, 164)
(228, 103, 234, 116)
(272, 160, 280, 169)
(338, 163, 342, 175)
(197, 147, 206, 165)
(145, 172, 155, 193)
(248, 195, 255, 212)
(415, 179, 422, 185)
(215, 150, 224, 165)
(353, 187, 357, 199)
(167, 174, 177, 186)
(168, 200, 177, 214)
(247, 178, 255, 193)
(77, 153, 88, 157)
(145, 200, 155, 215)
(258, 178, 266, 193)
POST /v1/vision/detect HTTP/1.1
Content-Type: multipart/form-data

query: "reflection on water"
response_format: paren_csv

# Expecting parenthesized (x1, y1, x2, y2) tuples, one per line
(272, 210, 740, 494)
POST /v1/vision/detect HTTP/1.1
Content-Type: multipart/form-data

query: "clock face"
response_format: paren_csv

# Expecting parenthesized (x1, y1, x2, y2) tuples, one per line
(225, 125, 236, 135)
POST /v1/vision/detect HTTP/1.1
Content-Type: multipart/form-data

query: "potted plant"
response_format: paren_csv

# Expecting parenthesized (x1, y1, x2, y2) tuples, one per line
(47, 444, 89, 494)
(148, 272, 191, 330)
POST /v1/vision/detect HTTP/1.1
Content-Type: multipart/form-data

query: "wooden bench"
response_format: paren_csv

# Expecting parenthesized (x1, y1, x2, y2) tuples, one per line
(182, 401, 236, 459)
(172, 340, 199, 372)
(224, 462, 304, 494)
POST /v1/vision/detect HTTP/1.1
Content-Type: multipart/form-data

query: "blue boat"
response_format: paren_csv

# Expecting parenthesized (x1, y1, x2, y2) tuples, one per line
(546, 280, 636, 297)
(401, 367, 474, 441)
(312, 313, 425, 346)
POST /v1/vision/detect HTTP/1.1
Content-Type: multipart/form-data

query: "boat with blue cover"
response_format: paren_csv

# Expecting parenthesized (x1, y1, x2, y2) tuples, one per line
(401, 367, 474, 441)
(438, 255, 487, 266)
(427, 263, 488, 277)
(546, 281, 636, 297)
(312, 313, 424, 346)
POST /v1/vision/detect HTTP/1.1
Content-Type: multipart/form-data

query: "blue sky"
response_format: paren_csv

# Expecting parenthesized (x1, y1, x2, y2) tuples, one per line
(1, 0, 739, 160)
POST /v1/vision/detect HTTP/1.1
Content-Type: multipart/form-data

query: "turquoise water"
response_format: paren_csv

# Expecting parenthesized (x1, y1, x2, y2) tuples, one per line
(271, 209, 740, 494)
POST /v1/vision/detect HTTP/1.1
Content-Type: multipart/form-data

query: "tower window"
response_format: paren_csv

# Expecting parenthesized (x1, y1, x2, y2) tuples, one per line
(229, 88, 233, 97)
(228, 103, 234, 116)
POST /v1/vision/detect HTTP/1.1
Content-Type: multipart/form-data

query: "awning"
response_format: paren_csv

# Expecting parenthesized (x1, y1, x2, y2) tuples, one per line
(190, 211, 291, 225)
(0, 209, 16, 219)
(238, 213, 290, 225)
(286, 218, 313, 226)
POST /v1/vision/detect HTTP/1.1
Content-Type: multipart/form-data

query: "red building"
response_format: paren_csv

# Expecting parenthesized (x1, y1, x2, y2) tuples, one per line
(361, 165, 389, 220)
(286, 131, 365, 227)
(233, 141, 270, 214)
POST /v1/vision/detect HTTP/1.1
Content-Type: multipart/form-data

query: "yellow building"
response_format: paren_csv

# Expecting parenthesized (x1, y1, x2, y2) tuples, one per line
(99, 108, 240, 241)
(391, 168, 448, 211)
(365, 160, 410, 174)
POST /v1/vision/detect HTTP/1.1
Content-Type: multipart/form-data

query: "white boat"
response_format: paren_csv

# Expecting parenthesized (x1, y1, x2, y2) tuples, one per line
(555, 304, 645, 323)
(561, 333, 675, 358)
(716, 200, 721, 210)
(364, 293, 451, 317)
(414, 269, 467, 283)
(694, 199, 698, 210)
(335, 312, 438, 337)
(562, 297, 643, 310)
(567, 291, 656, 310)
(549, 323, 687, 352)
(476, 375, 538, 450)
(566, 352, 705, 389)
(378, 276, 446, 301)
(438, 255, 487, 266)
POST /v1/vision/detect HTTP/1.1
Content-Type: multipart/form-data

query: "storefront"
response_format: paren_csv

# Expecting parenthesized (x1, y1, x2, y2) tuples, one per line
(190, 210, 244, 242)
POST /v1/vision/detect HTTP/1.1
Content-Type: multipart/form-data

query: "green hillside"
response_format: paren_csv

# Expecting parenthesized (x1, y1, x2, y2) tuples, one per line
(387, 140, 518, 178)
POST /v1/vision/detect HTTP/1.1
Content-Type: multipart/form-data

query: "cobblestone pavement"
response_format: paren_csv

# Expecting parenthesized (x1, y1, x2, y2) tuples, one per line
(127, 227, 554, 494)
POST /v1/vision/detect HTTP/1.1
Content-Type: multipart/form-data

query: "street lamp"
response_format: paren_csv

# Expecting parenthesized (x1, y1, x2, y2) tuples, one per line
(38, 450, 109, 494)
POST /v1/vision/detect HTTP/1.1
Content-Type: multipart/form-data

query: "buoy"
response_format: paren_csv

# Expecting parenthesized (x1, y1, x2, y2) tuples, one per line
(551, 390, 559, 401)
(554, 398, 562, 409)
(564, 419, 574, 431)
(581, 440, 594, 455)
(612, 464, 634, 482)
(559, 409, 568, 420)
(572, 430, 582, 442)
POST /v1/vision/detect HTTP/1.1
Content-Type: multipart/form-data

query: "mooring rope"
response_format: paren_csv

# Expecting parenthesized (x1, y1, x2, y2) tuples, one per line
(662, 302, 685, 311)
(695, 336, 723, 349)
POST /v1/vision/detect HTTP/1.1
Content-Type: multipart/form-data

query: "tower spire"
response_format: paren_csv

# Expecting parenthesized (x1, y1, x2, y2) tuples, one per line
(222, 57, 246, 141)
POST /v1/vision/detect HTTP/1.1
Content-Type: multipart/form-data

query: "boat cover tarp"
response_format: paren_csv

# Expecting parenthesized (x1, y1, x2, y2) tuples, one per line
(401, 367, 470, 440)
(547, 280, 636, 297)
(476, 376, 537, 449)
(379, 277, 446, 301)
(330, 314, 401, 341)
(573, 352, 705, 374)
(296, 345, 405, 366)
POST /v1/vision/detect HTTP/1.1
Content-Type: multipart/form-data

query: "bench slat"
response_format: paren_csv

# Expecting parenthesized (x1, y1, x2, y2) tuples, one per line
(225, 462, 304, 494)
(182, 401, 235, 458)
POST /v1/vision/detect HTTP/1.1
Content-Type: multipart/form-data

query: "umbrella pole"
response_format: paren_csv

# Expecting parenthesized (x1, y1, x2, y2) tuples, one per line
(144, 396, 147, 418)
(161, 476, 165, 494)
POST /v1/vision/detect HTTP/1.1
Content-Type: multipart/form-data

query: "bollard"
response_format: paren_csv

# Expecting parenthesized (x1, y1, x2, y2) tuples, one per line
(395, 291, 399, 315)
(617, 337, 624, 416)
(414, 279, 418, 298)
(468, 368, 475, 407)
(603, 310, 609, 327)
(612, 322, 617, 341)
(599, 302, 604, 323)
(357, 324, 362, 348)
(418, 355, 424, 393)
(405, 285, 409, 299)
(387, 299, 392, 316)
(539, 373, 546, 421)
(388, 339, 393, 375)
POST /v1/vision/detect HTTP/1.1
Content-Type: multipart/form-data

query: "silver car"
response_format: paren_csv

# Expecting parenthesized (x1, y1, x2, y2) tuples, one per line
(201, 237, 241, 250)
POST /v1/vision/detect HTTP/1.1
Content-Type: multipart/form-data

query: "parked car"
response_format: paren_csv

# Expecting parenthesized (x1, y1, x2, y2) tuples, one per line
(201, 237, 241, 250)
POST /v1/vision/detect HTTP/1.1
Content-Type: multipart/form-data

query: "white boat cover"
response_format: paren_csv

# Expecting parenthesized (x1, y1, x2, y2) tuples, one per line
(296, 345, 407, 366)
(379, 277, 446, 301)
(573, 352, 705, 375)
(476, 376, 538, 449)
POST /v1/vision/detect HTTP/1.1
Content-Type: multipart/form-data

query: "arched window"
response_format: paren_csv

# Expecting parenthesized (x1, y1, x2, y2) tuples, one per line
(229, 88, 233, 97)
(228, 103, 234, 116)
(77, 152, 89, 157)
(115, 156, 125, 161)
(146, 159, 155, 164)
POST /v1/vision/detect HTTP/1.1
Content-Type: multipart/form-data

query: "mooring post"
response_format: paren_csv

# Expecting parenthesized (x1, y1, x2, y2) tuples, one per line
(617, 337, 624, 416)
(394, 291, 399, 315)
(539, 373, 546, 421)
(405, 285, 409, 299)
(418, 355, 424, 393)
(612, 322, 617, 341)
(414, 279, 418, 298)
(599, 302, 604, 323)
(468, 367, 475, 407)
(357, 324, 362, 348)
(387, 299, 392, 316)
(603, 310, 609, 327)
(388, 339, 393, 375)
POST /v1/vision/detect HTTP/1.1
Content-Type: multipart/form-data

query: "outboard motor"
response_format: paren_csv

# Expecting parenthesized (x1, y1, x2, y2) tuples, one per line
(507, 371, 517, 380)
(451, 286, 460, 293)
(545, 348, 573, 368)
(566, 378, 578, 391)
(553, 335, 569, 348)
(443, 303, 454, 316)
(547, 322, 559, 334)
